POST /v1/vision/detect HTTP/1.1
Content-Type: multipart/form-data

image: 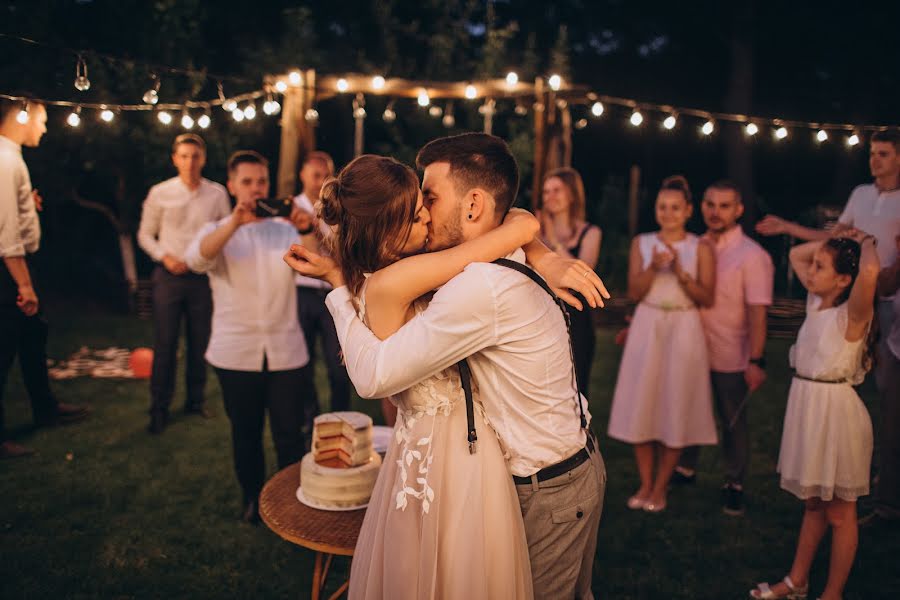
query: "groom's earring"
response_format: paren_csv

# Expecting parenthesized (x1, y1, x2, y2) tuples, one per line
(467, 214, 473, 220)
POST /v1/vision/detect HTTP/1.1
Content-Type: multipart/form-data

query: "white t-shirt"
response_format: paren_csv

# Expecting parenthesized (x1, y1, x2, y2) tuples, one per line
(0, 135, 40, 257)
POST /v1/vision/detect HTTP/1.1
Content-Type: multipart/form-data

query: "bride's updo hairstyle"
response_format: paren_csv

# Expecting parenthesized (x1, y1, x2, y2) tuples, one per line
(319, 154, 420, 296)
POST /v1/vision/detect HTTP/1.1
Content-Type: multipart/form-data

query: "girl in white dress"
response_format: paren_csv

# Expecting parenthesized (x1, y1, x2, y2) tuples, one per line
(284, 154, 606, 599)
(750, 232, 879, 600)
(608, 176, 718, 512)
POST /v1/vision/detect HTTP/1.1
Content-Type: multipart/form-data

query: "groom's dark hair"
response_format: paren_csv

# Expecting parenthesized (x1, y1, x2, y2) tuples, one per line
(416, 133, 519, 220)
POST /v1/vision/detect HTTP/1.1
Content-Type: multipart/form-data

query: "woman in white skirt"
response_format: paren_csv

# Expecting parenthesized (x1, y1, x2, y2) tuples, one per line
(750, 232, 879, 600)
(608, 176, 717, 513)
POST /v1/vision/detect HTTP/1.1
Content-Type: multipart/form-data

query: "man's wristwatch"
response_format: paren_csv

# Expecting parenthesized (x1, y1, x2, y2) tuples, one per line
(749, 357, 767, 369)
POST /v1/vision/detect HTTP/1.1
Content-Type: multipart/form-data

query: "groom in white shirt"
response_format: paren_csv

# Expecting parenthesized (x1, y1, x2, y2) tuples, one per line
(321, 134, 607, 598)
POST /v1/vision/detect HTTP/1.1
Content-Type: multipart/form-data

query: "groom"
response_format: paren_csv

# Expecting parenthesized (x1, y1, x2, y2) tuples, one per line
(322, 134, 606, 598)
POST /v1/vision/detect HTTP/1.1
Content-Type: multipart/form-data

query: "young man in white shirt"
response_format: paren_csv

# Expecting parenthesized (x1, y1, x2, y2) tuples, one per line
(0, 97, 89, 459)
(185, 150, 314, 523)
(138, 134, 231, 433)
(757, 129, 900, 526)
(293, 152, 351, 425)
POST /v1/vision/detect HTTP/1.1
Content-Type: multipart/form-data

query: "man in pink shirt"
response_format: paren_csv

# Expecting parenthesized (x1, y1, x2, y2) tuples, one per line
(674, 180, 774, 516)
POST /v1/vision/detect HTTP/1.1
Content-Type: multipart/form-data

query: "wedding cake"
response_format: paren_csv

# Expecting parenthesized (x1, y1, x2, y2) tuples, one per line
(299, 411, 381, 509)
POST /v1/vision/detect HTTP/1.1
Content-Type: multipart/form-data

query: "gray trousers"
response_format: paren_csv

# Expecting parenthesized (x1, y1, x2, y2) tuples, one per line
(874, 299, 900, 518)
(515, 433, 606, 600)
(679, 371, 750, 485)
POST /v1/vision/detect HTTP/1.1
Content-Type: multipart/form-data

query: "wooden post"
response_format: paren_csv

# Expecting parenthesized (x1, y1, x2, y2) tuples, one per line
(531, 78, 547, 212)
(559, 103, 573, 167)
(353, 93, 365, 157)
(276, 69, 316, 198)
(627, 165, 641, 239)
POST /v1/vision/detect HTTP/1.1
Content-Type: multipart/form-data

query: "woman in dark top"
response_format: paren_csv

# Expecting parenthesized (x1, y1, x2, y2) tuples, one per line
(539, 167, 602, 397)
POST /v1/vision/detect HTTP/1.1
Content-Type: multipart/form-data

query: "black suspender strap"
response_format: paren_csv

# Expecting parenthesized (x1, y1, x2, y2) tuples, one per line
(458, 359, 477, 454)
(456, 258, 588, 452)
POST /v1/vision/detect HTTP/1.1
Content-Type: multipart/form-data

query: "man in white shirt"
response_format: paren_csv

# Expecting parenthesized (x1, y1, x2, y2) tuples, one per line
(318, 134, 606, 598)
(293, 152, 351, 424)
(138, 134, 231, 433)
(185, 150, 314, 524)
(0, 97, 89, 459)
(757, 129, 900, 526)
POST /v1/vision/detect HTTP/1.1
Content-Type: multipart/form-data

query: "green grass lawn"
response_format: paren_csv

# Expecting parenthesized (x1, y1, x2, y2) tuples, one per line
(1, 307, 896, 599)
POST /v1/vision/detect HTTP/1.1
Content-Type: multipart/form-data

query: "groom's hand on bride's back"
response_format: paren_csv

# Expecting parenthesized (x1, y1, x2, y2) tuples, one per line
(283, 244, 345, 288)
(533, 253, 610, 311)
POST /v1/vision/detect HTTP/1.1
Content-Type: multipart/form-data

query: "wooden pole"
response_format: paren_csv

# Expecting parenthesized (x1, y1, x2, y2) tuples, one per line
(531, 78, 547, 212)
(560, 103, 573, 167)
(353, 93, 365, 157)
(276, 70, 316, 197)
(627, 165, 641, 239)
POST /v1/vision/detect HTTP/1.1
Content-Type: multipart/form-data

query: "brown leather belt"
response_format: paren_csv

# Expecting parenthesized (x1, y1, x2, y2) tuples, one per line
(513, 432, 596, 485)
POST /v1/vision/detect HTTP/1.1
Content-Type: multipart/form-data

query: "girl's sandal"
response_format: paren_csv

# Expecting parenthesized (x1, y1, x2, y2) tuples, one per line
(749, 576, 808, 599)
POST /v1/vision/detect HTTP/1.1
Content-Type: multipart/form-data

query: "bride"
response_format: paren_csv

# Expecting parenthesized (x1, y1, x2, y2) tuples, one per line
(284, 154, 603, 599)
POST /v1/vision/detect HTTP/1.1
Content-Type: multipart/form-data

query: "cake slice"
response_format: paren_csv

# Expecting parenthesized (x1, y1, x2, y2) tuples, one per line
(312, 411, 374, 467)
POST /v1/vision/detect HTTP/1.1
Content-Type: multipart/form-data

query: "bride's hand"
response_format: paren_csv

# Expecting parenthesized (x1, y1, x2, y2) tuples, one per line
(532, 252, 610, 311)
(283, 244, 345, 288)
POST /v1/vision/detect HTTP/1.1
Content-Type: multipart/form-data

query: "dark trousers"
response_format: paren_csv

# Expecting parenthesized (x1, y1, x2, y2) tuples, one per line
(566, 301, 596, 398)
(0, 257, 58, 441)
(679, 371, 750, 485)
(214, 363, 312, 503)
(874, 299, 900, 518)
(297, 286, 351, 417)
(150, 267, 213, 415)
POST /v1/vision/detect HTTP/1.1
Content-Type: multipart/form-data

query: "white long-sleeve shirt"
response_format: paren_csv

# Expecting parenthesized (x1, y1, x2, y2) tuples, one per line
(185, 217, 309, 372)
(325, 250, 591, 477)
(138, 176, 231, 263)
(0, 135, 40, 257)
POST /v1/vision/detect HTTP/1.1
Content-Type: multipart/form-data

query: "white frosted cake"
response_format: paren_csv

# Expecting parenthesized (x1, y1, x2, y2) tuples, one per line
(299, 411, 382, 509)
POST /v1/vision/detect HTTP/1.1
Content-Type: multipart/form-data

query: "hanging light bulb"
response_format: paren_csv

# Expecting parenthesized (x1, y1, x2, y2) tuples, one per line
(288, 71, 302, 86)
(263, 93, 281, 115)
(181, 112, 195, 129)
(847, 133, 860, 146)
(575, 118, 588, 130)
(143, 76, 161, 105)
(336, 78, 349, 93)
(382, 101, 397, 123)
(157, 110, 173, 125)
(745, 122, 759, 136)
(417, 90, 430, 107)
(197, 113, 211, 129)
(66, 107, 81, 127)
(304, 108, 319, 123)
(274, 80, 288, 93)
(372, 75, 386, 90)
(663, 114, 677, 130)
(428, 105, 442, 117)
(243, 103, 256, 120)
(548, 74, 562, 91)
(100, 108, 115, 123)
(74, 55, 90, 91)
(442, 102, 456, 128)
(591, 101, 604, 117)
(222, 98, 237, 112)
(353, 93, 366, 119)
(506, 71, 519, 86)
(231, 107, 245, 122)
(774, 126, 788, 140)
(629, 110, 643, 127)
(15, 102, 29, 124)
(464, 84, 477, 100)
(514, 102, 528, 116)
(478, 99, 496, 116)
(701, 120, 715, 136)
(816, 129, 828, 143)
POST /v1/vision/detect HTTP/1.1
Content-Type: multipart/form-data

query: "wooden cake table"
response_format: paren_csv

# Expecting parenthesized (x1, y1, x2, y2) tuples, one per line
(260, 463, 366, 600)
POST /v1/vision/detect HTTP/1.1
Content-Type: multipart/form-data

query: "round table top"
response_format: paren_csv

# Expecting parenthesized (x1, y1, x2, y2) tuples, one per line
(259, 462, 366, 556)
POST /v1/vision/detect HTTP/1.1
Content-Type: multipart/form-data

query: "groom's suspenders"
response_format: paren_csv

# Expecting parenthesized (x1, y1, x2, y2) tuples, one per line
(456, 258, 587, 454)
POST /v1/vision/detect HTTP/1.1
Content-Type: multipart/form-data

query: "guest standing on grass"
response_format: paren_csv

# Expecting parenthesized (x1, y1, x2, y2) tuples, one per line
(750, 231, 878, 600)
(673, 180, 774, 517)
(185, 150, 316, 524)
(539, 167, 602, 397)
(138, 134, 231, 434)
(608, 175, 717, 513)
(0, 97, 89, 460)
(756, 129, 900, 528)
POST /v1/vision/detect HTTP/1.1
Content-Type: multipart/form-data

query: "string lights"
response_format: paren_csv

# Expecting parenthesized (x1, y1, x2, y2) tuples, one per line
(74, 55, 90, 91)
(629, 109, 643, 127)
(663, 114, 677, 130)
